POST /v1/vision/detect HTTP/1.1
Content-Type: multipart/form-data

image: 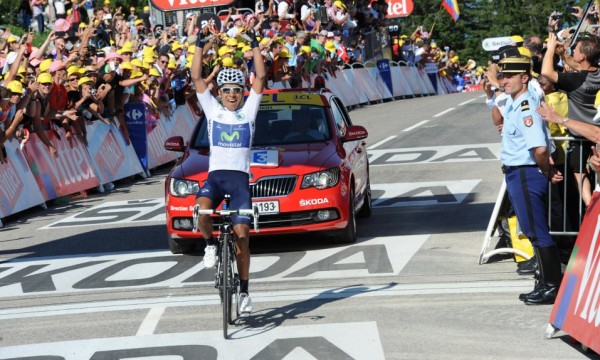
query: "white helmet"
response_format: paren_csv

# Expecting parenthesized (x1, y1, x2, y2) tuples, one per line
(216, 68, 245, 87)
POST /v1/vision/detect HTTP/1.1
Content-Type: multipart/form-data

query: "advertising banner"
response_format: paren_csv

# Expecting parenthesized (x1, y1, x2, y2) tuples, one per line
(0, 139, 45, 217)
(377, 59, 393, 95)
(125, 102, 149, 171)
(149, 0, 234, 12)
(85, 121, 145, 184)
(550, 191, 600, 354)
(23, 129, 101, 201)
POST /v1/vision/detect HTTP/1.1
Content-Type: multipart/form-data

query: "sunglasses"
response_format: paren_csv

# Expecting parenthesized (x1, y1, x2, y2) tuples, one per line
(69, 77, 79, 81)
(40, 82, 52, 86)
(160, 60, 168, 64)
(221, 87, 243, 94)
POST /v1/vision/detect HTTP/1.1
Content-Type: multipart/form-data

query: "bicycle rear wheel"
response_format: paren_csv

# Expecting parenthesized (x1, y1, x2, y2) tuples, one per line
(221, 233, 230, 339)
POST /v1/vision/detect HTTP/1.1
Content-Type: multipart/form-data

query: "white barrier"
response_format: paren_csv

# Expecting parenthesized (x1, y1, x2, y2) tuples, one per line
(399, 63, 424, 96)
(417, 67, 437, 95)
(0, 138, 46, 219)
(366, 66, 394, 101)
(390, 64, 414, 98)
(85, 121, 146, 188)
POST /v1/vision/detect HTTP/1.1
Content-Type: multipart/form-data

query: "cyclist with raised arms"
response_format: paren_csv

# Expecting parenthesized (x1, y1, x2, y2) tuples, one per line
(190, 25, 266, 315)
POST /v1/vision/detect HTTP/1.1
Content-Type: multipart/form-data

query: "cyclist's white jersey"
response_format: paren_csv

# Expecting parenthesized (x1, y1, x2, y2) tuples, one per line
(196, 89, 262, 174)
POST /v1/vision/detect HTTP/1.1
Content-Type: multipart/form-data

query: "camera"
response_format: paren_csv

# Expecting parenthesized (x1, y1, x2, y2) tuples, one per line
(90, 88, 97, 96)
(551, 12, 563, 20)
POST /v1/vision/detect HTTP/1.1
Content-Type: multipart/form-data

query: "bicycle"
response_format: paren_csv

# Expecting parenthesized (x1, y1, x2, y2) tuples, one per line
(192, 195, 259, 339)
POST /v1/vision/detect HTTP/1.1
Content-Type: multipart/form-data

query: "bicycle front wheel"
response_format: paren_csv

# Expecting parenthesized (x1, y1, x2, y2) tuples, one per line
(221, 233, 232, 339)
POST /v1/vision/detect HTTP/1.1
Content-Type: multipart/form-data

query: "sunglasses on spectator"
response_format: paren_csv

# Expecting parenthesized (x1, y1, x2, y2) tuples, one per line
(160, 60, 168, 64)
(69, 77, 79, 81)
(221, 87, 243, 94)
(40, 82, 52, 86)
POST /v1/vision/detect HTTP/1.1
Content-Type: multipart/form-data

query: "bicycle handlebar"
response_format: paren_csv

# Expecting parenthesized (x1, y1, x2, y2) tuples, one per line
(196, 207, 260, 232)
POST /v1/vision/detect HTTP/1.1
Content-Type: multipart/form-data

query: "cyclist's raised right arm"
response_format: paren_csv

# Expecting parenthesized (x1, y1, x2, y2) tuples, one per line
(191, 30, 210, 95)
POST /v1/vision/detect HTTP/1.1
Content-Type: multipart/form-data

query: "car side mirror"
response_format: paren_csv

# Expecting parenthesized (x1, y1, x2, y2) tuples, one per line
(164, 136, 185, 152)
(343, 125, 368, 142)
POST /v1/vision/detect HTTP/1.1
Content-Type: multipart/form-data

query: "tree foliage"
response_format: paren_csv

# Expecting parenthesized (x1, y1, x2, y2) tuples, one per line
(390, 0, 584, 65)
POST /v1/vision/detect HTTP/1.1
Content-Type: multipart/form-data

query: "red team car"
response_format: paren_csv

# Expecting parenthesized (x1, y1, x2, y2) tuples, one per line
(164, 89, 371, 253)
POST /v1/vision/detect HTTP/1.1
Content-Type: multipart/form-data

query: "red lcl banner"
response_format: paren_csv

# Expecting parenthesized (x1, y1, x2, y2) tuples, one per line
(550, 190, 600, 353)
(149, 0, 234, 11)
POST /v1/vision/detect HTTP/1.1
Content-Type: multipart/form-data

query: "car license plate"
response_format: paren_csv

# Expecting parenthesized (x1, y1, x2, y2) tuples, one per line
(253, 200, 279, 214)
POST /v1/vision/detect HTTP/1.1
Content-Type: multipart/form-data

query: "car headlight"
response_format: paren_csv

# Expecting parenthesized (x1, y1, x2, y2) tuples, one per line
(301, 168, 340, 190)
(169, 178, 200, 197)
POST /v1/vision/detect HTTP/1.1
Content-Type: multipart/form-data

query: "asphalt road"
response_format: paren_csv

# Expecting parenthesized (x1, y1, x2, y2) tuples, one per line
(1, 91, 598, 360)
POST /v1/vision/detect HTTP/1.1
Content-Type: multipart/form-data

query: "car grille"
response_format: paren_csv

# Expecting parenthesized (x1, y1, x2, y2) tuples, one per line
(250, 176, 297, 198)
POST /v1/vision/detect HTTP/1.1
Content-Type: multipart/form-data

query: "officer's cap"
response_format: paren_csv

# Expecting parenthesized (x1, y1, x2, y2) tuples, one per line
(499, 57, 531, 74)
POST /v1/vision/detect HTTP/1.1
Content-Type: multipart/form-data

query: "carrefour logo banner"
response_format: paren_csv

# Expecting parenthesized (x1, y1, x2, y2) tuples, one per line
(550, 191, 600, 354)
(213, 121, 250, 149)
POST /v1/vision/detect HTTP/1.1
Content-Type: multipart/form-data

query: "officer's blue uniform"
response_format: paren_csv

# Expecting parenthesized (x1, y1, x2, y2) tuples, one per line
(501, 91, 554, 247)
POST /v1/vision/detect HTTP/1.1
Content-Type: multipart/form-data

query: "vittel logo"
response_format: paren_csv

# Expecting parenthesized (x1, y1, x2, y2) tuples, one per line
(300, 198, 330, 206)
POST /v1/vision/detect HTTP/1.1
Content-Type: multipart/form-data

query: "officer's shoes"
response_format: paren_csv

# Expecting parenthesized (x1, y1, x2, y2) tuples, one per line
(516, 257, 537, 275)
(523, 284, 558, 305)
(519, 280, 541, 301)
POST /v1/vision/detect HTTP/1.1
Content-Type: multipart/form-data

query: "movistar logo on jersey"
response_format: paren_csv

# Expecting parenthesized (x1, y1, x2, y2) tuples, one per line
(213, 121, 251, 148)
(221, 131, 240, 142)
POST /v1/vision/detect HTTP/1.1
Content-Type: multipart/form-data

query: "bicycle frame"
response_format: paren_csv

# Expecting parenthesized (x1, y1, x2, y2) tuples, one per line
(194, 196, 258, 339)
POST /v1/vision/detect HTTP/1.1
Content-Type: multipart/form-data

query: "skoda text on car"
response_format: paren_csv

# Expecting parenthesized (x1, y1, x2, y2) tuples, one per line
(164, 89, 371, 253)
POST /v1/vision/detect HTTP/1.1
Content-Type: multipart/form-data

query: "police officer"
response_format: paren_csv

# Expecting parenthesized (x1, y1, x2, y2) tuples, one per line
(498, 56, 564, 305)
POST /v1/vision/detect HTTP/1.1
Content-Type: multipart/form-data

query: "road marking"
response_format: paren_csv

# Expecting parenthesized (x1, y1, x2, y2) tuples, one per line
(433, 107, 455, 117)
(0, 280, 534, 320)
(136, 306, 166, 336)
(479, 94, 487, 98)
(371, 180, 481, 207)
(0, 322, 385, 359)
(368, 143, 500, 166)
(0, 235, 427, 298)
(459, 99, 476, 106)
(403, 120, 429, 132)
(367, 135, 397, 150)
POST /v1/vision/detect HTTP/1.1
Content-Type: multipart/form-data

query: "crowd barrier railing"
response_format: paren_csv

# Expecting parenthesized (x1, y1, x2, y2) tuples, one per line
(0, 65, 462, 227)
(480, 136, 592, 264)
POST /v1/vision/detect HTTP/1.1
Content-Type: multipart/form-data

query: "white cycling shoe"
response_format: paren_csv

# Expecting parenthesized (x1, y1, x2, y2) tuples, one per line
(238, 293, 253, 316)
(203, 245, 217, 268)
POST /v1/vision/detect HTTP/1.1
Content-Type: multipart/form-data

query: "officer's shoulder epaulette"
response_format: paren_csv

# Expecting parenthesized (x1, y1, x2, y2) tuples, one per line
(520, 100, 530, 112)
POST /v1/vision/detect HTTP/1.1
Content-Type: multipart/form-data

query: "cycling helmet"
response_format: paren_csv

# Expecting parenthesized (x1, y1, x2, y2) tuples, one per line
(216, 68, 245, 87)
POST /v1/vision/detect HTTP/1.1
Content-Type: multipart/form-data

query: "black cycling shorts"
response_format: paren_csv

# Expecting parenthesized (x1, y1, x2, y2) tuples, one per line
(196, 170, 252, 226)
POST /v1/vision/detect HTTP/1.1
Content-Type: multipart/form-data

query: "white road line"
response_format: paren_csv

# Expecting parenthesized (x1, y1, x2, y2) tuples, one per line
(459, 99, 476, 106)
(403, 120, 429, 132)
(433, 107, 455, 117)
(136, 307, 166, 336)
(367, 135, 397, 150)
(479, 94, 487, 98)
(0, 280, 533, 320)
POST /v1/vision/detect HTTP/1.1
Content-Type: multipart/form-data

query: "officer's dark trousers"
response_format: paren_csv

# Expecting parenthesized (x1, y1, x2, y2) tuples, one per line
(505, 167, 554, 248)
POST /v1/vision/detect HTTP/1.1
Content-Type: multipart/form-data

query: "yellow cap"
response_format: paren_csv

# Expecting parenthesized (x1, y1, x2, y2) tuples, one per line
(7, 36, 17, 43)
(130, 70, 143, 78)
(17, 66, 26, 74)
(172, 42, 182, 51)
(78, 77, 94, 87)
(144, 5, 150, 11)
(149, 68, 160, 77)
(451, 55, 460, 63)
(118, 46, 133, 55)
(324, 41, 336, 53)
(168, 59, 177, 69)
(143, 56, 155, 64)
(79, 22, 87, 28)
(333, 0, 347, 9)
(67, 9, 72, 14)
(67, 66, 83, 77)
(518, 47, 531, 58)
(511, 35, 524, 43)
(141, 62, 151, 70)
(241, 45, 251, 52)
(7, 80, 24, 94)
(300, 45, 311, 55)
(135, 19, 144, 26)
(222, 57, 235, 67)
(120, 62, 133, 70)
(218, 46, 233, 57)
(226, 38, 238, 47)
(37, 72, 53, 84)
(185, 55, 193, 67)
(187, 45, 196, 54)
(260, 37, 270, 45)
(39, 59, 53, 73)
(278, 49, 292, 58)
(131, 58, 143, 67)
(104, 0, 110, 5)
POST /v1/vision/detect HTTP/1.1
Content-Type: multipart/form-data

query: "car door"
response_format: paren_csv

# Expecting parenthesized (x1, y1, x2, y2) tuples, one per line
(330, 96, 368, 201)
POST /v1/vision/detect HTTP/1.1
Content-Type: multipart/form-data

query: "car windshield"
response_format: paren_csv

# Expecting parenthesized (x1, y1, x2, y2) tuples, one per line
(192, 105, 330, 148)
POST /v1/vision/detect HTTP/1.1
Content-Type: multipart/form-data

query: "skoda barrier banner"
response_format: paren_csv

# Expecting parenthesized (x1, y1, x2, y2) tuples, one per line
(550, 191, 600, 354)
